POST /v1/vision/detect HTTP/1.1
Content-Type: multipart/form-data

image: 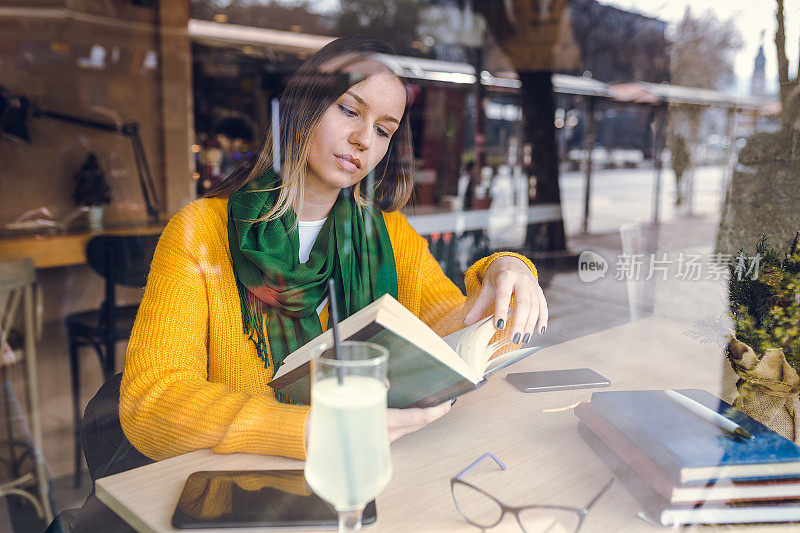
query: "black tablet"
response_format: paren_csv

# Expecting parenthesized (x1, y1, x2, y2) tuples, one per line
(171, 470, 377, 529)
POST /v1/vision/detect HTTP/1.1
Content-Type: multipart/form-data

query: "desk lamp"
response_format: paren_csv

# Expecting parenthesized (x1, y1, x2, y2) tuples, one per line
(0, 87, 163, 221)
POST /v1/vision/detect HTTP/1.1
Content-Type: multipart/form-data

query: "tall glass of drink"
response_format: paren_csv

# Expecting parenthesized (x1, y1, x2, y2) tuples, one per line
(304, 341, 391, 532)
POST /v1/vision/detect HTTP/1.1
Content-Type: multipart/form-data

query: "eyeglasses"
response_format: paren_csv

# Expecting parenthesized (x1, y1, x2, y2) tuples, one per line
(450, 453, 614, 533)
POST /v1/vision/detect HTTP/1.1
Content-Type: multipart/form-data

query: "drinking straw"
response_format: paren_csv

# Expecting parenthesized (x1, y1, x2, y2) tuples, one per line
(327, 278, 345, 385)
(326, 279, 357, 512)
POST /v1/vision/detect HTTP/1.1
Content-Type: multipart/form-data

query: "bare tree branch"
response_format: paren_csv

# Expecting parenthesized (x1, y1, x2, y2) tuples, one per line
(670, 7, 742, 89)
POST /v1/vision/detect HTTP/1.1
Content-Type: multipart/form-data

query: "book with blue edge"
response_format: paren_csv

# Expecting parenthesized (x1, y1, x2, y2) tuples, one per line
(588, 389, 800, 483)
(575, 401, 800, 504)
(576, 389, 800, 525)
(576, 421, 800, 526)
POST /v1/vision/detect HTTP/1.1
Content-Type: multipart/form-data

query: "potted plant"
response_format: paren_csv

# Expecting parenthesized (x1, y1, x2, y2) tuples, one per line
(72, 152, 111, 229)
(727, 233, 800, 442)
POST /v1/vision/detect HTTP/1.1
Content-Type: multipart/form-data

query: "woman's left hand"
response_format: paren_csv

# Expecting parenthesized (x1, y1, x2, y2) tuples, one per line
(463, 256, 548, 344)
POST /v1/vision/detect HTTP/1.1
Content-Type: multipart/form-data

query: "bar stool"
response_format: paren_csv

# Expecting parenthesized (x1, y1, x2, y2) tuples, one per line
(64, 234, 159, 487)
(0, 257, 53, 523)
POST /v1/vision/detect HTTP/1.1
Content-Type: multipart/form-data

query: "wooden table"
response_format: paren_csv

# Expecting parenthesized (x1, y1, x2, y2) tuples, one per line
(96, 317, 796, 532)
(0, 224, 163, 269)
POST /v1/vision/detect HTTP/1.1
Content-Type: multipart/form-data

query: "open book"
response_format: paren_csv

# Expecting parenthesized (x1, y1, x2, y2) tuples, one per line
(268, 294, 542, 408)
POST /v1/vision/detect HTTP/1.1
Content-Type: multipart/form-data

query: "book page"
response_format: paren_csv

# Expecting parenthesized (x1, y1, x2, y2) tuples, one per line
(442, 315, 497, 374)
(483, 346, 543, 376)
(441, 326, 469, 353)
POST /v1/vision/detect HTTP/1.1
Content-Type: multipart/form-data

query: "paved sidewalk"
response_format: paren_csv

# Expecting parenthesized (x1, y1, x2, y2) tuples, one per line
(537, 212, 729, 350)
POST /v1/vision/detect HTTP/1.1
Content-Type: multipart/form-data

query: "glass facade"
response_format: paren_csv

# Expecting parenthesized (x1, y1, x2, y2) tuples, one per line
(0, 1, 796, 530)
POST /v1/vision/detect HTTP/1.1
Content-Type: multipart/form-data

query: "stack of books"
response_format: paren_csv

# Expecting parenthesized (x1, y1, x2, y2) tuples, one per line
(575, 389, 800, 526)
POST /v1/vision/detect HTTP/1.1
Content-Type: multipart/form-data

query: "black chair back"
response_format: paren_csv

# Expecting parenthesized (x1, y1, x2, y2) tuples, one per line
(85, 234, 160, 288)
(86, 234, 159, 347)
(81, 373, 153, 484)
(65, 234, 159, 489)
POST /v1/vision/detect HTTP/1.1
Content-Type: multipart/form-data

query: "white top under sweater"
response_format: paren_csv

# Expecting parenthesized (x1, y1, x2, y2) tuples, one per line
(297, 218, 328, 315)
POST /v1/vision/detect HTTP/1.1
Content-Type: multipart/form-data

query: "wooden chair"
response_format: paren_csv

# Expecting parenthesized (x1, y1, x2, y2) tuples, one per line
(0, 257, 53, 522)
(64, 234, 159, 487)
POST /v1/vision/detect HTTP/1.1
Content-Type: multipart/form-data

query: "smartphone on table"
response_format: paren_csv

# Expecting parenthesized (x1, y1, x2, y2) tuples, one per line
(506, 368, 611, 393)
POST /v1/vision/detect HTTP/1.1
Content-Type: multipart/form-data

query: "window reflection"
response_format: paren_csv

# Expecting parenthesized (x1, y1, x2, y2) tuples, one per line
(0, 1, 797, 531)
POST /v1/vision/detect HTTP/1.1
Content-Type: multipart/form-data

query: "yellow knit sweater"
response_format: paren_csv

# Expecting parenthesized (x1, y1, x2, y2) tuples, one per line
(120, 197, 537, 461)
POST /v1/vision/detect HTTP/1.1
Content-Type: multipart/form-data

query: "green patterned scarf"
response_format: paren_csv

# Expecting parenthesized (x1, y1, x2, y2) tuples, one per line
(227, 170, 398, 375)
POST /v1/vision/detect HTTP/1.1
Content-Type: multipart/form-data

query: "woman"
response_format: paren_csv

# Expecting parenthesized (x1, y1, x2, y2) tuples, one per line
(119, 37, 548, 462)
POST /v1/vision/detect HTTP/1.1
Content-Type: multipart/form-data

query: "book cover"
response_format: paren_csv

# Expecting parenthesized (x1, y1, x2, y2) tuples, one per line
(271, 320, 480, 408)
(590, 389, 800, 483)
(268, 294, 541, 408)
(575, 402, 800, 504)
(577, 422, 800, 526)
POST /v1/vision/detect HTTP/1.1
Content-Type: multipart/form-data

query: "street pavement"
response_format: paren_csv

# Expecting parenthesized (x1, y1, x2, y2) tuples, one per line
(560, 163, 728, 235)
(537, 164, 731, 348)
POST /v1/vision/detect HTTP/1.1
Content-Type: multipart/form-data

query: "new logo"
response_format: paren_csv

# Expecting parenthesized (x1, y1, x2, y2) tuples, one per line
(578, 251, 607, 283)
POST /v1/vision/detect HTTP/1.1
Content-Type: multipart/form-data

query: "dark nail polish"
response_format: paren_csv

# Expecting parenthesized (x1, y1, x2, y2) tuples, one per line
(496, 319, 505, 330)
(513, 333, 521, 344)
(450, 398, 457, 406)
(522, 333, 531, 344)
(540, 326, 547, 335)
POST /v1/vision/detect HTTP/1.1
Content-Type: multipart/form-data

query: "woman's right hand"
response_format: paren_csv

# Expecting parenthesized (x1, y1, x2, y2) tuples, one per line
(387, 402, 451, 442)
(304, 401, 452, 448)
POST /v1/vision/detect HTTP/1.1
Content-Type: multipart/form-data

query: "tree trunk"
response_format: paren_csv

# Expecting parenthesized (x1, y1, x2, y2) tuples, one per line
(519, 71, 567, 251)
(774, 0, 800, 130)
(476, 0, 578, 253)
(776, 0, 790, 117)
(683, 107, 703, 216)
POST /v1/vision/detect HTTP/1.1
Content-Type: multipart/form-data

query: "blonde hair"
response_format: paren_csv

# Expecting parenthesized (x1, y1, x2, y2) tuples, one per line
(206, 37, 415, 222)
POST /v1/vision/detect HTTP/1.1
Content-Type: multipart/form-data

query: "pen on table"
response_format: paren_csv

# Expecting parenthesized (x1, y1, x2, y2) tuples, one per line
(664, 389, 753, 440)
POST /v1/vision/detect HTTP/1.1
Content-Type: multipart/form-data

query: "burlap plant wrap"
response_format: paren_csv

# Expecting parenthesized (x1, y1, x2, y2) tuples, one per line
(726, 337, 800, 442)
